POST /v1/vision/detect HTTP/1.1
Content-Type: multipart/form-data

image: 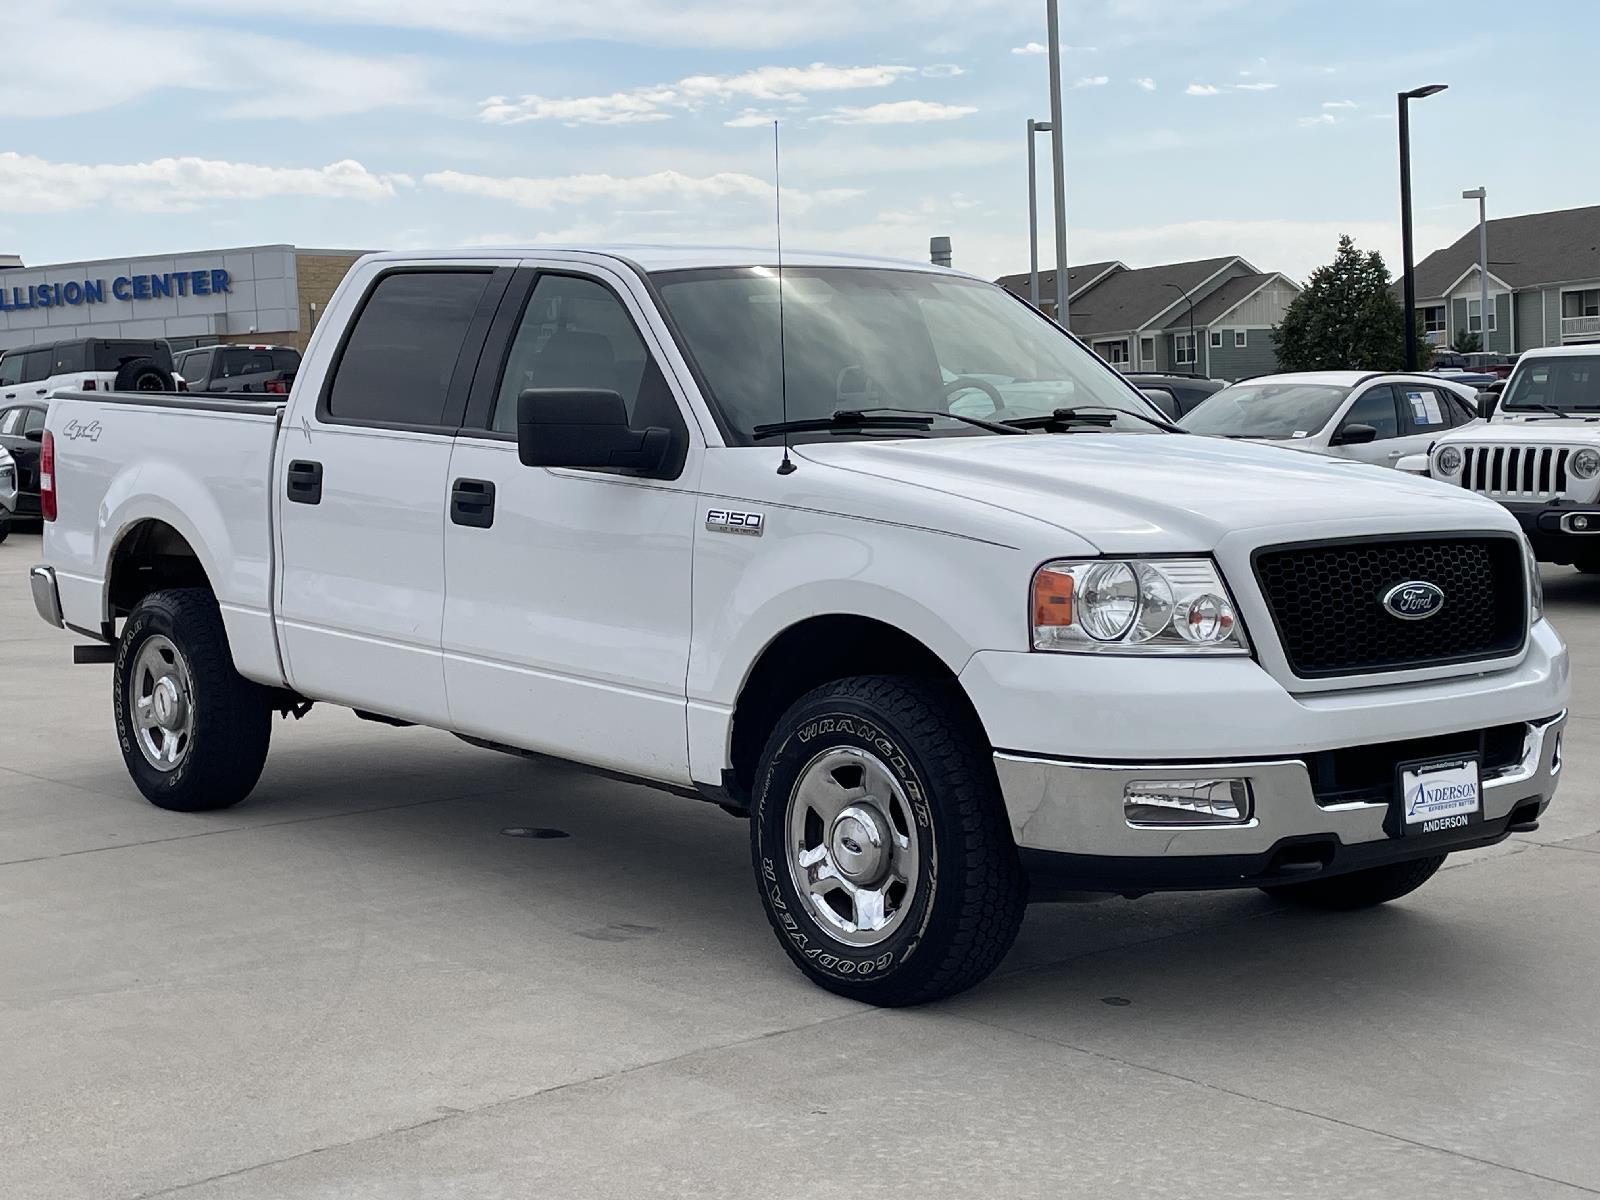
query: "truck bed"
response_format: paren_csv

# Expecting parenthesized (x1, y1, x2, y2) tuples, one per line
(43, 388, 288, 687)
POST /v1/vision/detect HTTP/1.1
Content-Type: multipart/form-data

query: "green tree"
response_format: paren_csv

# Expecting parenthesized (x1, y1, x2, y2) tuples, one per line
(1272, 235, 1431, 371)
(1453, 327, 1482, 353)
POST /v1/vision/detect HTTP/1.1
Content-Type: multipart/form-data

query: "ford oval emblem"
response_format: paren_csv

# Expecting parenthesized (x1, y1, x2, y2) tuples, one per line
(1382, 580, 1446, 621)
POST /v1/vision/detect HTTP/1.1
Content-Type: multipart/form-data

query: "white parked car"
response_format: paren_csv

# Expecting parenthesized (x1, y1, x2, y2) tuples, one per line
(0, 444, 15, 543)
(29, 247, 1567, 1005)
(1180, 371, 1482, 467)
(1423, 344, 1600, 569)
(0, 338, 176, 402)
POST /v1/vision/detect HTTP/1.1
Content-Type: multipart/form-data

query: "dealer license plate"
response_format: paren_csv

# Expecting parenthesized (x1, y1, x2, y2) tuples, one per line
(1397, 757, 1482, 836)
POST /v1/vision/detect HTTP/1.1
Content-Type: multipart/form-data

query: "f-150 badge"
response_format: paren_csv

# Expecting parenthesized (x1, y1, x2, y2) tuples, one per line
(706, 509, 764, 536)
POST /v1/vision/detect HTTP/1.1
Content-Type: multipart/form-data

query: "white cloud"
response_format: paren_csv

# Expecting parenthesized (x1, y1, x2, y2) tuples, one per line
(1074, 75, 1110, 88)
(817, 100, 978, 125)
(0, 3, 434, 120)
(421, 168, 859, 214)
(1010, 40, 1095, 55)
(479, 62, 930, 126)
(1132, 77, 1157, 91)
(0, 151, 408, 213)
(725, 110, 781, 128)
(1234, 82, 1277, 91)
(1299, 113, 1338, 127)
(1187, 81, 1277, 97)
(921, 64, 965, 78)
(1186, 84, 1222, 96)
(1323, 99, 1358, 109)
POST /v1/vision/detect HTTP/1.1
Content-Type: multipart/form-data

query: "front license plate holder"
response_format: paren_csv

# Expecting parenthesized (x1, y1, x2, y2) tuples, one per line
(1388, 755, 1483, 839)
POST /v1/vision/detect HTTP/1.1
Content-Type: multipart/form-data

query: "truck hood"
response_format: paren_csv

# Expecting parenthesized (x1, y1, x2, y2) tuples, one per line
(797, 432, 1505, 553)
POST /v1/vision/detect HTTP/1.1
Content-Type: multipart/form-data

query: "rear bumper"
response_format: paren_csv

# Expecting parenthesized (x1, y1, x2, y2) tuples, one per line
(30, 564, 64, 629)
(996, 711, 1564, 892)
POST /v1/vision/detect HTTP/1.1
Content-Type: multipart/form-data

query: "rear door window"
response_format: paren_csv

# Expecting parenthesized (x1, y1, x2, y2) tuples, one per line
(0, 407, 18, 434)
(0, 355, 22, 388)
(1398, 385, 1450, 434)
(52, 343, 85, 374)
(325, 271, 494, 427)
(22, 348, 54, 383)
(21, 406, 45, 435)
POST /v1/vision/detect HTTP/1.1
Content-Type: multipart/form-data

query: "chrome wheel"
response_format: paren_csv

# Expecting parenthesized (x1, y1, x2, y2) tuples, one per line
(129, 635, 195, 772)
(785, 745, 922, 947)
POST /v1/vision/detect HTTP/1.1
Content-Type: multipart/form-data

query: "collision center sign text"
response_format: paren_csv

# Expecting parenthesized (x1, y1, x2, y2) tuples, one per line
(0, 268, 231, 313)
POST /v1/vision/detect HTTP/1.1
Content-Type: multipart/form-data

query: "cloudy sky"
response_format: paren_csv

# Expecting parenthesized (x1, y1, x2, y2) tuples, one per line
(1, 0, 1592, 283)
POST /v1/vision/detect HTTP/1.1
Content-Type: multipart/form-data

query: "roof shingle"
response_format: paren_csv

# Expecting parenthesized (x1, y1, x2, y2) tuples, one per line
(1411, 204, 1600, 297)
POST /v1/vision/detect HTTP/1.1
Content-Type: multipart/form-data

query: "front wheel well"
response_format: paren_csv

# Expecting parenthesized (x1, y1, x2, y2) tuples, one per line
(106, 520, 213, 626)
(727, 615, 985, 805)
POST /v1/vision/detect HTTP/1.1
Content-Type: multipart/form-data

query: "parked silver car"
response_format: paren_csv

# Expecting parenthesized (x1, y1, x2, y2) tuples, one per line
(1179, 371, 1483, 467)
(0, 444, 17, 543)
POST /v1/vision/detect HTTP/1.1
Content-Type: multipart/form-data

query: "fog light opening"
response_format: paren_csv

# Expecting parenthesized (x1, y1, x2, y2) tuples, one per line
(1123, 779, 1253, 827)
(1551, 730, 1563, 775)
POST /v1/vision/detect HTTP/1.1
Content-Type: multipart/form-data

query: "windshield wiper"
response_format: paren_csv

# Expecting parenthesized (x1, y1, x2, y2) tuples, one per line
(1504, 402, 1600, 420)
(1000, 405, 1180, 433)
(752, 407, 1024, 440)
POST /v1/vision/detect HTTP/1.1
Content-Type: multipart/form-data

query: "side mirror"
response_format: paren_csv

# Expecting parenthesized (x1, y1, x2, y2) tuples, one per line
(517, 388, 671, 474)
(24, 428, 43, 443)
(1332, 422, 1378, 446)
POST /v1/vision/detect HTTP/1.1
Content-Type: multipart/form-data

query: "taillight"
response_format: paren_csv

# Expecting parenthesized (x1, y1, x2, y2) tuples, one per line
(266, 379, 287, 394)
(40, 429, 56, 522)
(82, 379, 97, 391)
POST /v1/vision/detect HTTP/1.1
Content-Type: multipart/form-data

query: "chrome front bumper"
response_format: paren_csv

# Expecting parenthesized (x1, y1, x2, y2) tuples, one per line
(995, 712, 1565, 863)
(30, 564, 63, 629)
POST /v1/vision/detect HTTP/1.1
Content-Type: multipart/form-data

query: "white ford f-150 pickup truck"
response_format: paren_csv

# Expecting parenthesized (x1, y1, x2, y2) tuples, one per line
(30, 246, 1568, 1005)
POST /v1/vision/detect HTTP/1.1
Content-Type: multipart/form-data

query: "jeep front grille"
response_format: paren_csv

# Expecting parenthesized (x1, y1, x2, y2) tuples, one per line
(1458, 445, 1569, 500)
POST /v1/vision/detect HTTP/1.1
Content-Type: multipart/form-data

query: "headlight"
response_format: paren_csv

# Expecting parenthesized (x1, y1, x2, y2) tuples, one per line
(1572, 449, 1600, 479)
(1434, 445, 1463, 475)
(1032, 558, 1249, 654)
(1523, 534, 1543, 625)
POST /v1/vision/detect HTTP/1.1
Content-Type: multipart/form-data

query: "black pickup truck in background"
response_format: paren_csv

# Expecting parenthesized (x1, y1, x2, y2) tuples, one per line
(173, 344, 301, 394)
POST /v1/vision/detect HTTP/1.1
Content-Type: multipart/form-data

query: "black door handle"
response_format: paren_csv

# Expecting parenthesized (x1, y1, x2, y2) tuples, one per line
(451, 478, 496, 528)
(287, 460, 323, 505)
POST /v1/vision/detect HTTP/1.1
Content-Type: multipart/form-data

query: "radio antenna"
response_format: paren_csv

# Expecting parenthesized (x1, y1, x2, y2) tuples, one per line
(773, 119, 796, 476)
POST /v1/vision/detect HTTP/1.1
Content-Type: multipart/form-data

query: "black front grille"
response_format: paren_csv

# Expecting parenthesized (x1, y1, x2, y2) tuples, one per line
(1308, 722, 1533, 808)
(1254, 534, 1527, 678)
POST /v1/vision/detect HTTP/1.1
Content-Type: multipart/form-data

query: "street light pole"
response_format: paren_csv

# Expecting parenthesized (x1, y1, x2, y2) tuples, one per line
(1166, 282, 1197, 374)
(1399, 83, 1448, 371)
(1463, 187, 1488, 352)
(1045, 0, 1070, 328)
(1026, 119, 1054, 311)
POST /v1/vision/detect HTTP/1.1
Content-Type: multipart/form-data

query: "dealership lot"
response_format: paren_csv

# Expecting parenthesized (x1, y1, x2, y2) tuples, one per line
(2, 526, 1598, 1199)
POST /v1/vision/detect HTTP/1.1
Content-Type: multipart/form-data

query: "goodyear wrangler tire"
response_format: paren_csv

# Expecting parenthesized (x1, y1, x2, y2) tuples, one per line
(114, 588, 271, 812)
(750, 676, 1027, 1006)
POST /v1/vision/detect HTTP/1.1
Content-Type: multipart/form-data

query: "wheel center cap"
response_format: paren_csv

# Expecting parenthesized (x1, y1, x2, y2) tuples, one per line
(830, 804, 889, 884)
(152, 676, 184, 729)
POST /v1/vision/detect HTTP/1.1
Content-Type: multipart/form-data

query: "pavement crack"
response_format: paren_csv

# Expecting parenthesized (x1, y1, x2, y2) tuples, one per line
(127, 1007, 875, 1199)
(947, 1012, 1600, 1196)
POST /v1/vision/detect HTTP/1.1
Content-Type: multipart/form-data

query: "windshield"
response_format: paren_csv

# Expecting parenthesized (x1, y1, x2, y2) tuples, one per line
(1179, 382, 1352, 439)
(651, 266, 1163, 444)
(1502, 355, 1600, 412)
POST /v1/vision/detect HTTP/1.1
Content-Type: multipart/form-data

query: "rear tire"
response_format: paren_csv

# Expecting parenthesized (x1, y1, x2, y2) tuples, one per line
(114, 588, 271, 811)
(1261, 854, 1446, 910)
(750, 675, 1027, 1006)
(113, 357, 175, 392)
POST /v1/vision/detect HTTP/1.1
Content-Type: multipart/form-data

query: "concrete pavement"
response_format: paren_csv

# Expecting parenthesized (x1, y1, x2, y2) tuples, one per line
(3, 526, 1598, 1199)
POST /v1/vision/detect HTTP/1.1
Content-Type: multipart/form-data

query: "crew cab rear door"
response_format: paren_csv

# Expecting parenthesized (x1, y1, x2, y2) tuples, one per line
(440, 260, 702, 784)
(274, 260, 513, 723)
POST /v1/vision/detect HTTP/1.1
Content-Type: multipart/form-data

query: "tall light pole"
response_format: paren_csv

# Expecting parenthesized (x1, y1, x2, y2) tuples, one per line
(1166, 282, 1197, 375)
(1463, 187, 1488, 352)
(1399, 83, 1448, 370)
(1046, 1, 1070, 328)
(1026, 118, 1054, 311)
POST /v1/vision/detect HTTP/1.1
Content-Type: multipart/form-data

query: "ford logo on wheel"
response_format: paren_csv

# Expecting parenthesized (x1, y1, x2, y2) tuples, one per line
(1382, 580, 1446, 620)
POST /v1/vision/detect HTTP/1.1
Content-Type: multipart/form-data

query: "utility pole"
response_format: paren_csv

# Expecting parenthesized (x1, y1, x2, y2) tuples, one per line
(1463, 187, 1488, 352)
(1398, 83, 1447, 370)
(1046, 1, 1070, 328)
(1026, 118, 1053, 311)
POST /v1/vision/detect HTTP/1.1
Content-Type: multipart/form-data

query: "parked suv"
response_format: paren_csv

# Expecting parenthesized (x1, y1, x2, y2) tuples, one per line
(0, 400, 47, 518)
(1424, 345, 1600, 568)
(174, 344, 300, 394)
(0, 338, 176, 401)
(1180, 371, 1481, 467)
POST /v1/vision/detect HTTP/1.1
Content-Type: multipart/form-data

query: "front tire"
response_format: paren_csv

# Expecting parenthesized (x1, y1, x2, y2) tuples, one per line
(114, 588, 271, 811)
(1261, 854, 1446, 910)
(750, 676, 1026, 1006)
